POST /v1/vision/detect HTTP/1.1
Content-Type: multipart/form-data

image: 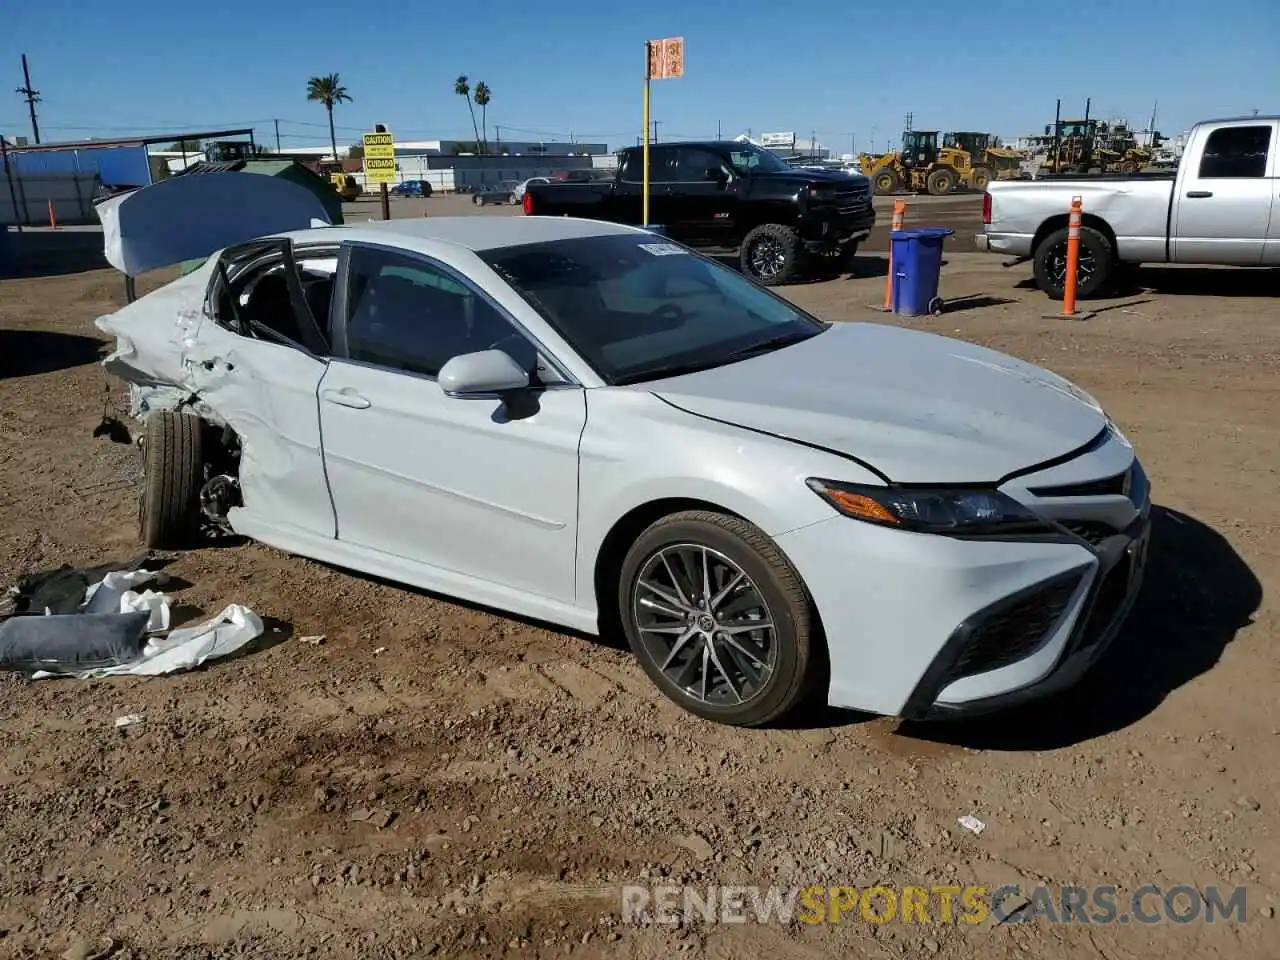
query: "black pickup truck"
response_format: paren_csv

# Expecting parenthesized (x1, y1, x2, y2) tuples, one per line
(523, 141, 875, 285)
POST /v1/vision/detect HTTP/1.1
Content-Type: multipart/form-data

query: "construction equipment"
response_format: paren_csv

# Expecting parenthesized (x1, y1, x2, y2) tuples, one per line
(317, 161, 363, 201)
(942, 132, 1022, 188)
(1023, 99, 1160, 176)
(860, 130, 1001, 196)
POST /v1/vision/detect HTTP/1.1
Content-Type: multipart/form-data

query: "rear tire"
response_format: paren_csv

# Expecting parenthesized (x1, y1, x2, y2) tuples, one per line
(811, 241, 858, 278)
(473, 194, 484, 206)
(617, 510, 818, 727)
(1032, 225, 1114, 300)
(739, 223, 801, 286)
(139, 411, 203, 549)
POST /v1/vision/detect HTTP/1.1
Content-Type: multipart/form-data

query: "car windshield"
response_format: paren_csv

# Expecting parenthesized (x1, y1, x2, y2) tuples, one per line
(726, 143, 792, 175)
(480, 234, 825, 385)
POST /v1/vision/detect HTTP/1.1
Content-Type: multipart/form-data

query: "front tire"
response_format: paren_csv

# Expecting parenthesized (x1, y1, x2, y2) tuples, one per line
(139, 411, 203, 548)
(873, 167, 900, 194)
(617, 510, 818, 727)
(926, 167, 957, 195)
(739, 223, 801, 286)
(1033, 225, 1114, 300)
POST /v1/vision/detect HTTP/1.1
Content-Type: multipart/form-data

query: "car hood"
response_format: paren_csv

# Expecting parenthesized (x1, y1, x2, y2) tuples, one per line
(648, 322, 1108, 483)
(754, 169, 871, 189)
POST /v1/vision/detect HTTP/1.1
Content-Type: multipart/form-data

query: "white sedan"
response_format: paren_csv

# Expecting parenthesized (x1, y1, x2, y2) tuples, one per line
(511, 176, 551, 203)
(98, 215, 1151, 727)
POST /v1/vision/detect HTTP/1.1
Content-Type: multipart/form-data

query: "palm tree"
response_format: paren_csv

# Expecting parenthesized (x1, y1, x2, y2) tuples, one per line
(454, 75, 482, 154)
(306, 74, 352, 163)
(473, 82, 491, 156)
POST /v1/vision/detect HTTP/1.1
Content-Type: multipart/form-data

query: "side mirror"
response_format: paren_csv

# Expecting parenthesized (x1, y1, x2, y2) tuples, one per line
(438, 349, 530, 398)
(710, 167, 730, 187)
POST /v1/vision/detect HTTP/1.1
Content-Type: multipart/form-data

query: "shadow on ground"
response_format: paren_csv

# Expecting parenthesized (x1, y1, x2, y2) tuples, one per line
(0, 329, 105, 378)
(1017, 265, 1280, 300)
(941, 293, 1018, 313)
(897, 506, 1261, 750)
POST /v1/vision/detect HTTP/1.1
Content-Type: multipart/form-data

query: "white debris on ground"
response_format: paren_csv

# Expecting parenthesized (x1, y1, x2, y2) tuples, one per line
(6, 563, 266, 680)
(32, 603, 264, 679)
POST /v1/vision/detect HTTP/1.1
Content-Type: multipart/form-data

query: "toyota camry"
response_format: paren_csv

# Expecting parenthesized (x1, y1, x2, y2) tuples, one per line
(97, 212, 1151, 727)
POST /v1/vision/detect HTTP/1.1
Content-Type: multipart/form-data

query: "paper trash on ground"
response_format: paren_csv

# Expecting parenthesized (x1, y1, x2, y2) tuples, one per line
(957, 815, 986, 836)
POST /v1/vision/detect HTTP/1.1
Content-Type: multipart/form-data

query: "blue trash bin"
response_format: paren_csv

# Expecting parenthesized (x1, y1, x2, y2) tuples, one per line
(890, 227, 953, 316)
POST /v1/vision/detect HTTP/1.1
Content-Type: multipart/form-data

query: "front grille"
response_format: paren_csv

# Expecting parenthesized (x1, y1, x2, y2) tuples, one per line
(1029, 472, 1128, 498)
(833, 187, 871, 214)
(1060, 520, 1119, 547)
(948, 573, 1081, 680)
(1074, 554, 1133, 651)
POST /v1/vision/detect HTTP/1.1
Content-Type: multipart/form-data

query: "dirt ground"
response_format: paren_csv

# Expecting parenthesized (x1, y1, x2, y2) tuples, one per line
(1, 209, 1278, 959)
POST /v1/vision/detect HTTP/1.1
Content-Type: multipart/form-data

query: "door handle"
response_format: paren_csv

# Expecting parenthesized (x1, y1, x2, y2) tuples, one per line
(1185, 190, 1213, 198)
(321, 388, 371, 409)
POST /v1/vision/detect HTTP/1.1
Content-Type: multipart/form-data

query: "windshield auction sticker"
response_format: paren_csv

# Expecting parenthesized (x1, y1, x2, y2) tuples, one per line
(637, 243, 688, 256)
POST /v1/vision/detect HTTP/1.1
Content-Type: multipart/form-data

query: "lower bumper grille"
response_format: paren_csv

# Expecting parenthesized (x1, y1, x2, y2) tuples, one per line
(1074, 552, 1134, 652)
(946, 572, 1082, 682)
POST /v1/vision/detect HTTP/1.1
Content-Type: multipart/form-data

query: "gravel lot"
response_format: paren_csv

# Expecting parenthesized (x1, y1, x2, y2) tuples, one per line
(1, 201, 1278, 959)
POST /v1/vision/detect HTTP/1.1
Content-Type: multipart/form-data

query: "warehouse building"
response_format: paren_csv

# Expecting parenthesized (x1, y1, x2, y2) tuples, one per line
(3, 128, 257, 189)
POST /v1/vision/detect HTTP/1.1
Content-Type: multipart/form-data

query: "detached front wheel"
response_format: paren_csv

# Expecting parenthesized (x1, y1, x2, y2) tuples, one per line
(740, 223, 801, 286)
(139, 411, 203, 548)
(618, 510, 818, 727)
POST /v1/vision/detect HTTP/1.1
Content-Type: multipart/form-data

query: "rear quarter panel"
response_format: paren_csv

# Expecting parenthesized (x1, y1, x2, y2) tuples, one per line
(987, 177, 1175, 262)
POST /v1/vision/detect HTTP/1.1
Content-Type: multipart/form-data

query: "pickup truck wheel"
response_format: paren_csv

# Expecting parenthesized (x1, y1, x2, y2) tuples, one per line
(1033, 225, 1114, 300)
(810, 241, 858, 278)
(740, 224, 800, 286)
(139, 411, 203, 549)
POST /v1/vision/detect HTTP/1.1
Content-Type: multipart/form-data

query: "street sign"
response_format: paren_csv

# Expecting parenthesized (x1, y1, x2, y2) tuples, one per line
(363, 155, 397, 184)
(362, 131, 395, 159)
(647, 37, 685, 79)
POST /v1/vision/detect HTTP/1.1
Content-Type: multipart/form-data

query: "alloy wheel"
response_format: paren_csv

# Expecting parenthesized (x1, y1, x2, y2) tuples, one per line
(630, 543, 777, 706)
(1048, 240, 1096, 289)
(748, 236, 786, 281)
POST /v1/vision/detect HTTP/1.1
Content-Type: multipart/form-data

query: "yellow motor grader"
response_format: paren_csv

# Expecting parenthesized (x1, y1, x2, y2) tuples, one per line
(859, 130, 1007, 195)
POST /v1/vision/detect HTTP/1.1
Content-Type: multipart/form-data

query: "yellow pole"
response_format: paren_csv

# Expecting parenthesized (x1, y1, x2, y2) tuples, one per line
(642, 40, 651, 227)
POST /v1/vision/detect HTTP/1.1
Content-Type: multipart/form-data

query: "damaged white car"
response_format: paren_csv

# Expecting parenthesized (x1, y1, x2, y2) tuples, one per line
(97, 189, 1151, 727)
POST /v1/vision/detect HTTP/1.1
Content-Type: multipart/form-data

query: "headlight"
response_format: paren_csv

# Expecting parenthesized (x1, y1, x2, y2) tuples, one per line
(806, 478, 1050, 535)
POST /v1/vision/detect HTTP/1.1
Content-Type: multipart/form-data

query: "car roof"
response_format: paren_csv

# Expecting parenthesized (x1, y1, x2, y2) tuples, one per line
(284, 215, 646, 252)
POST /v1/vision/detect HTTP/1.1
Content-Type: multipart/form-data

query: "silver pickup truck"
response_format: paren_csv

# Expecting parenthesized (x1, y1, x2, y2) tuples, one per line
(977, 115, 1280, 298)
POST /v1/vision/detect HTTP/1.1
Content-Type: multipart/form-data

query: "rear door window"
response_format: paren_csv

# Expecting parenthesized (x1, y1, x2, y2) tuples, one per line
(207, 239, 330, 355)
(1198, 126, 1272, 178)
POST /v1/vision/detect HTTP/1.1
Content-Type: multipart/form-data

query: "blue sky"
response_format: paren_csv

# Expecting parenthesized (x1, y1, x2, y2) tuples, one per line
(3, 0, 1277, 153)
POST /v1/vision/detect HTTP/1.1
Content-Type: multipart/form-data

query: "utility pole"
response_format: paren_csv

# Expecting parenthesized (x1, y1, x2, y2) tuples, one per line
(16, 54, 40, 144)
(904, 112, 912, 133)
(374, 122, 390, 221)
(650, 119, 661, 142)
(273, 119, 281, 152)
(716, 120, 721, 139)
